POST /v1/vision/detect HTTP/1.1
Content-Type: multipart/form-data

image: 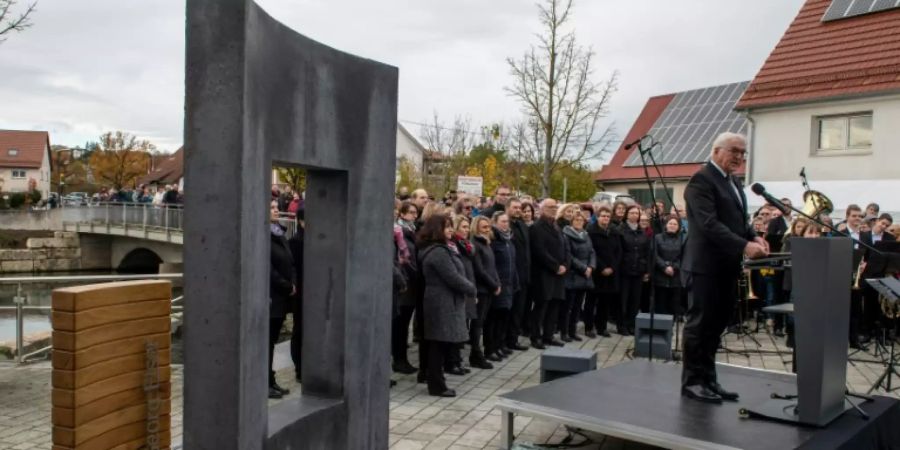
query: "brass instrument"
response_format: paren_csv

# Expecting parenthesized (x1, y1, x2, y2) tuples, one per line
(801, 190, 833, 218)
(882, 295, 899, 319)
(740, 271, 759, 301)
(853, 259, 865, 290)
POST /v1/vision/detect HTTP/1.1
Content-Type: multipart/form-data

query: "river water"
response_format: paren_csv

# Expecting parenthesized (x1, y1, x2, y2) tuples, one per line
(0, 271, 183, 361)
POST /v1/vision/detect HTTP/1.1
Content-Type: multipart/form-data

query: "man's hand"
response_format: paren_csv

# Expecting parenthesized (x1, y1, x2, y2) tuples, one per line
(290, 284, 297, 296)
(664, 266, 674, 277)
(753, 236, 770, 254)
(557, 265, 567, 275)
(642, 273, 650, 282)
(744, 241, 768, 259)
(494, 286, 502, 296)
(601, 267, 613, 276)
(585, 267, 592, 278)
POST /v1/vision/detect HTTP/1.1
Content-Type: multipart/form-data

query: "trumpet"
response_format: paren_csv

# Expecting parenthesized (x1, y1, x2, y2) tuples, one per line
(852, 259, 866, 290)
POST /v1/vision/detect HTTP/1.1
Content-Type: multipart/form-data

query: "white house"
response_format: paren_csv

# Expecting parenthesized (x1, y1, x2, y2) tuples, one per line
(736, 0, 900, 214)
(396, 123, 426, 176)
(0, 130, 52, 199)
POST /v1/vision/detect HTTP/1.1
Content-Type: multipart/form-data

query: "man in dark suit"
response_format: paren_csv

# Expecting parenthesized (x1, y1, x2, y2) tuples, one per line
(529, 198, 568, 349)
(681, 132, 769, 404)
(859, 214, 896, 337)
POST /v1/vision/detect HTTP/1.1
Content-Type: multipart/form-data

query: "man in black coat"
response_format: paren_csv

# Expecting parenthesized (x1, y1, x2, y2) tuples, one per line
(269, 204, 297, 399)
(479, 184, 512, 219)
(287, 209, 305, 383)
(529, 198, 568, 349)
(681, 132, 768, 404)
(506, 198, 531, 350)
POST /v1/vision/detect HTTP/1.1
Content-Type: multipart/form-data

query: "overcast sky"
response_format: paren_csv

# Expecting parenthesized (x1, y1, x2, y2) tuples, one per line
(0, 0, 805, 164)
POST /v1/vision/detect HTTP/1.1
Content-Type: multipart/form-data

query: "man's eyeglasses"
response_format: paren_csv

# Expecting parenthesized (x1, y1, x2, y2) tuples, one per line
(726, 147, 747, 157)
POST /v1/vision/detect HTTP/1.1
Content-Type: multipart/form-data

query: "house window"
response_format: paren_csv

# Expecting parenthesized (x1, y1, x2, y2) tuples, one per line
(11, 169, 27, 179)
(7, 149, 18, 156)
(815, 113, 872, 154)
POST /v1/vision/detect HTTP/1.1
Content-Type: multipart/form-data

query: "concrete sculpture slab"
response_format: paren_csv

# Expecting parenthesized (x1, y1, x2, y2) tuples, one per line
(184, 1, 398, 448)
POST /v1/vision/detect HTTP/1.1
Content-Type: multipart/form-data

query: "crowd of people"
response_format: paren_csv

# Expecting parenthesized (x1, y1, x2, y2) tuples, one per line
(389, 185, 698, 397)
(263, 166, 899, 400)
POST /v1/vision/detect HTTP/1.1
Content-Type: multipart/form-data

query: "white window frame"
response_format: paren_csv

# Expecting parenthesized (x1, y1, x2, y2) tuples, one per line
(7, 149, 18, 156)
(11, 169, 27, 179)
(812, 112, 873, 156)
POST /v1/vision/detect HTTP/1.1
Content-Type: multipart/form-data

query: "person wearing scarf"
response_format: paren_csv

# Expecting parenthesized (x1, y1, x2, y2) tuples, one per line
(268, 202, 296, 399)
(393, 201, 420, 375)
(448, 216, 484, 371)
(560, 213, 595, 342)
(485, 213, 519, 361)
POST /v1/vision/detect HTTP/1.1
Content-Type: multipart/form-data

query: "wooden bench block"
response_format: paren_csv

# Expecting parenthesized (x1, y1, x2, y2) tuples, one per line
(53, 333, 170, 371)
(53, 316, 170, 352)
(52, 298, 170, 331)
(53, 365, 171, 409)
(53, 349, 171, 390)
(52, 280, 171, 312)
(53, 414, 171, 449)
(52, 382, 172, 428)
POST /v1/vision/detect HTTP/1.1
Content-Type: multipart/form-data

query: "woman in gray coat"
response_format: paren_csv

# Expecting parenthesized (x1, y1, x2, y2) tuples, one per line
(561, 213, 596, 342)
(418, 213, 477, 397)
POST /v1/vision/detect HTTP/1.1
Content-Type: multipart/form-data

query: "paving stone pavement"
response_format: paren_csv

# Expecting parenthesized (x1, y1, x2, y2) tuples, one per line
(1, 324, 896, 449)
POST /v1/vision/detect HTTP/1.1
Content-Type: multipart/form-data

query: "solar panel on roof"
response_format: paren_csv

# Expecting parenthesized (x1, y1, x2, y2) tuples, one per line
(622, 81, 750, 168)
(822, 0, 900, 22)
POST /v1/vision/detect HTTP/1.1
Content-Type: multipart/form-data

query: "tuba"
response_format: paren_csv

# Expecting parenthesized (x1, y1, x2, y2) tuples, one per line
(801, 190, 833, 218)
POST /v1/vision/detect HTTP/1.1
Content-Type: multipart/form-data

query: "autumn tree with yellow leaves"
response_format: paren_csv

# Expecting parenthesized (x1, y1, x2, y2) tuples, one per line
(88, 131, 153, 190)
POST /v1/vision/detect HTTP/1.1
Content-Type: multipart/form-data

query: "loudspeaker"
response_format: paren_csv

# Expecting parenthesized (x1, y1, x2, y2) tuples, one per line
(540, 347, 597, 383)
(633, 313, 673, 360)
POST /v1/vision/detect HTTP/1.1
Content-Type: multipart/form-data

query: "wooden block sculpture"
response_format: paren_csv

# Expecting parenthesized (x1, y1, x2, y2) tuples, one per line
(51, 280, 172, 450)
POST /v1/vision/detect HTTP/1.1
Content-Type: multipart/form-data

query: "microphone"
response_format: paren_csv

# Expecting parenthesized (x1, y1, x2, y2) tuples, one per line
(750, 183, 789, 215)
(624, 137, 643, 150)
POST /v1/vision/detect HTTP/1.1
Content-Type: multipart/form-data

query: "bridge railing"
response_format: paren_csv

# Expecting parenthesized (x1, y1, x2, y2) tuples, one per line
(0, 273, 183, 365)
(62, 202, 184, 233)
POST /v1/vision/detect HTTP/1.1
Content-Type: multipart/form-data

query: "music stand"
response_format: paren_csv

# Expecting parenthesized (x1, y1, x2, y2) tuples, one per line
(862, 241, 900, 393)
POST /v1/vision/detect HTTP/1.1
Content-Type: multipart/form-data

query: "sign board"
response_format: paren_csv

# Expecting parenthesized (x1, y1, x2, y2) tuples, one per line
(457, 176, 483, 197)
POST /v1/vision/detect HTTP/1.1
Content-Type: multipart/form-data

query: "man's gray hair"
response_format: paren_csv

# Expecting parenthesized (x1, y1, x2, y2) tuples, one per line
(710, 132, 746, 156)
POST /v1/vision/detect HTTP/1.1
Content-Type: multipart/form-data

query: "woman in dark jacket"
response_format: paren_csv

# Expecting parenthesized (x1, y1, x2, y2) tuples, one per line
(393, 201, 419, 375)
(269, 202, 296, 399)
(448, 216, 480, 372)
(418, 214, 477, 397)
(618, 205, 650, 335)
(561, 213, 596, 341)
(585, 205, 622, 338)
(653, 216, 684, 316)
(470, 215, 501, 365)
(486, 213, 519, 361)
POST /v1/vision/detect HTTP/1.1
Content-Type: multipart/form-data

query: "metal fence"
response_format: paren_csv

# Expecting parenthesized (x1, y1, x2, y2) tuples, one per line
(62, 202, 184, 233)
(0, 273, 183, 364)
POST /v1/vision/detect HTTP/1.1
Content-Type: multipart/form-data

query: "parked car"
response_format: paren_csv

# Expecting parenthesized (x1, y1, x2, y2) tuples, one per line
(590, 191, 634, 205)
(63, 192, 89, 206)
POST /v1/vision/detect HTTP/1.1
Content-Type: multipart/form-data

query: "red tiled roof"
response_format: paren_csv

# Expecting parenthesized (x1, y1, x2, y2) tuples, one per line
(139, 147, 183, 185)
(736, 0, 900, 109)
(0, 130, 50, 169)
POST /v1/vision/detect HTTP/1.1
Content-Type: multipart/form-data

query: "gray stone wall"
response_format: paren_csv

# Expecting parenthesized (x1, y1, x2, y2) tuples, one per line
(0, 232, 82, 273)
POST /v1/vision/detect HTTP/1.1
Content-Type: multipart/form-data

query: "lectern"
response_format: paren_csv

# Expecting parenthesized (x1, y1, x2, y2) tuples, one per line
(744, 237, 854, 426)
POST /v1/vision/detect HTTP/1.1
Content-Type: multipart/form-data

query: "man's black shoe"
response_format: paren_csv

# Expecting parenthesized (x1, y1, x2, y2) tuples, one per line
(570, 334, 583, 342)
(268, 387, 284, 399)
(445, 366, 466, 376)
(600, 330, 611, 338)
(470, 359, 494, 370)
(486, 352, 503, 362)
(707, 382, 739, 401)
(530, 339, 546, 350)
(546, 339, 565, 347)
(681, 384, 722, 404)
(393, 362, 418, 375)
(428, 389, 456, 397)
(508, 343, 529, 351)
(500, 347, 513, 356)
(584, 330, 597, 338)
(561, 335, 572, 343)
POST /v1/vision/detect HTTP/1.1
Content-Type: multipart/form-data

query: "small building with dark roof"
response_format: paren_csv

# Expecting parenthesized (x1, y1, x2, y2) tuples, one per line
(595, 81, 749, 207)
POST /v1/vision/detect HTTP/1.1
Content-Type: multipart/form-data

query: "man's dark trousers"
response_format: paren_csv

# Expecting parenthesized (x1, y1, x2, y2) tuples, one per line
(681, 272, 737, 387)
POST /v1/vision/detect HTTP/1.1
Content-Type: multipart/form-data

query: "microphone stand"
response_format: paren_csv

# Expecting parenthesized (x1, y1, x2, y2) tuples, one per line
(634, 136, 681, 362)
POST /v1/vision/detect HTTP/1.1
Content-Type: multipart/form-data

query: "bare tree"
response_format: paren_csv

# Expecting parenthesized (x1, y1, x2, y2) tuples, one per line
(418, 112, 474, 156)
(0, 1, 36, 43)
(506, 0, 617, 197)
